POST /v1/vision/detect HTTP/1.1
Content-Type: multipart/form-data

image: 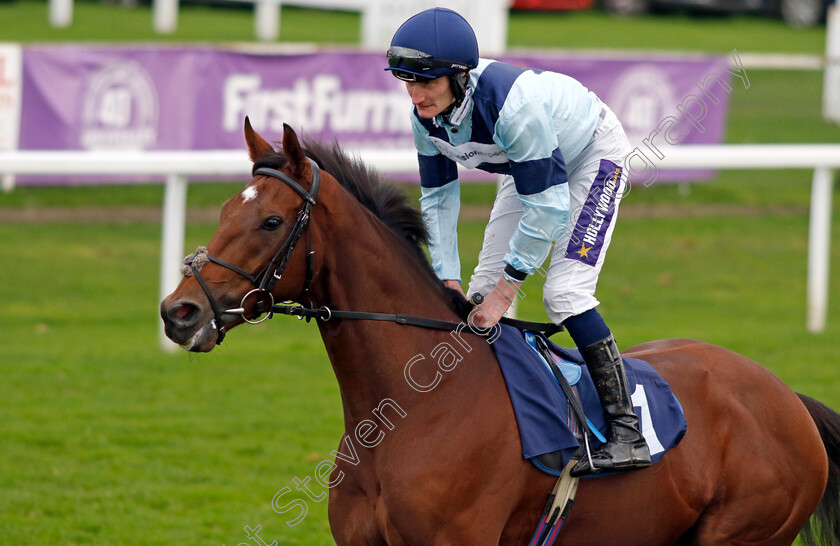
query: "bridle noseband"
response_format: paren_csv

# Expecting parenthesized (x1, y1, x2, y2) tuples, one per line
(182, 158, 321, 344)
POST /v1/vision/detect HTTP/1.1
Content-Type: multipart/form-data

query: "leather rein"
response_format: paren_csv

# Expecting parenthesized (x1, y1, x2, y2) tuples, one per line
(183, 158, 563, 345)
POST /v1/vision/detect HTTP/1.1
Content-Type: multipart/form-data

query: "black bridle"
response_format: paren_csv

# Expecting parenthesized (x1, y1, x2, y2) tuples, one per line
(183, 160, 321, 344)
(182, 157, 563, 345)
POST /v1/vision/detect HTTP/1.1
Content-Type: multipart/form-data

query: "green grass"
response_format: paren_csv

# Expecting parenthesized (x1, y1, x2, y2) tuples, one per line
(0, 222, 340, 545)
(0, 1, 361, 45)
(0, 0, 829, 54)
(726, 70, 840, 144)
(2, 197, 840, 544)
(1, 3, 839, 544)
(508, 9, 828, 54)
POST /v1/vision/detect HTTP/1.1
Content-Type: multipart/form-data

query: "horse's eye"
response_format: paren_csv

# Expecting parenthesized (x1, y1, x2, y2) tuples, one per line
(262, 216, 283, 231)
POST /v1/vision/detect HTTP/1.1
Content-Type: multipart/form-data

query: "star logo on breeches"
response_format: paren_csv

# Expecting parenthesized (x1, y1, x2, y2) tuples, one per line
(576, 243, 592, 258)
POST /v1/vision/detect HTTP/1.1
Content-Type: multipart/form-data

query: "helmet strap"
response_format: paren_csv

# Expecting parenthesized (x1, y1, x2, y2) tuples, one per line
(449, 72, 470, 106)
(443, 73, 472, 125)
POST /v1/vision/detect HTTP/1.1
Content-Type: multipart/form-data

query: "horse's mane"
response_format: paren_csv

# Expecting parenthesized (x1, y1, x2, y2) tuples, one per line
(253, 138, 472, 320)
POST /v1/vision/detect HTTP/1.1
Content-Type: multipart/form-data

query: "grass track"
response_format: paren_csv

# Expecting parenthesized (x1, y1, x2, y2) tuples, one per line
(1, 3, 839, 544)
(2, 197, 839, 544)
(0, 0, 828, 53)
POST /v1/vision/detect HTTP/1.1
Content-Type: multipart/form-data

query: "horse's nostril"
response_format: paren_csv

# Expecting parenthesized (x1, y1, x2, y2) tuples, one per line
(168, 301, 200, 326)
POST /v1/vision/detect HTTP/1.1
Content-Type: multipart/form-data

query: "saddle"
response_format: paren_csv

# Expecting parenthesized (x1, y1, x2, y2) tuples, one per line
(490, 324, 686, 477)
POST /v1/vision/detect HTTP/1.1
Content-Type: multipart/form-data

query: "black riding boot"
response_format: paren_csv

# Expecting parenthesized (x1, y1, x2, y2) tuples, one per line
(570, 335, 652, 477)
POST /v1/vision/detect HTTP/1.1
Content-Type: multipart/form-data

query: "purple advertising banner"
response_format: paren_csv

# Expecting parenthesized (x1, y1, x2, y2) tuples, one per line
(19, 45, 731, 182)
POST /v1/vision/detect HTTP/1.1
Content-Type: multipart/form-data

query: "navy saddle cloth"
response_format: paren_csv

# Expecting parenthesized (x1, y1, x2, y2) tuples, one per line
(491, 324, 687, 477)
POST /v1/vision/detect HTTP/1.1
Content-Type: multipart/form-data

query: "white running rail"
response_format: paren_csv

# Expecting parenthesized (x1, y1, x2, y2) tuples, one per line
(1, 144, 837, 350)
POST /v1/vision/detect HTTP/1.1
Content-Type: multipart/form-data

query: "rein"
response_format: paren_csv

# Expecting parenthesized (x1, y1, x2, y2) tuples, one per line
(183, 157, 563, 344)
(268, 302, 564, 337)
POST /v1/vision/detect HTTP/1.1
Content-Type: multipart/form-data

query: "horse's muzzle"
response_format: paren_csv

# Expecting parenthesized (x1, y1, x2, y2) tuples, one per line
(160, 298, 220, 352)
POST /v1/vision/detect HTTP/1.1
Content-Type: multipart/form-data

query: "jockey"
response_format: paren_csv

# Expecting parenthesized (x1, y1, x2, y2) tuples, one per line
(385, 7, 651, 477)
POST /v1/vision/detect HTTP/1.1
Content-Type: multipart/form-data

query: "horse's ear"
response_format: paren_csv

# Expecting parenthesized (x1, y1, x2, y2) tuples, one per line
(244, 117, 274, 162)
(282, 123, 312, 181)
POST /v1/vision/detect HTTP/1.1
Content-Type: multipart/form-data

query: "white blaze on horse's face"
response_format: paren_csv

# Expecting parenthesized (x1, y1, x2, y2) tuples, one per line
(241, 185, 258, 203)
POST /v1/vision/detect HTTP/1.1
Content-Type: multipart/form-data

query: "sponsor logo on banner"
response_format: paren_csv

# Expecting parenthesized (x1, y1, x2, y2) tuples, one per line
(607, 65, 677, 148)
(0, 43, 22, 151)
(81, 60, 158, 149)
(223, 73, 411, 136)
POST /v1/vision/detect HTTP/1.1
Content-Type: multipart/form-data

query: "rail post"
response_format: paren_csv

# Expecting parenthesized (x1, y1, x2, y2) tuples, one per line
(159, 173, 188, 352)
(807, 167, 834, 333)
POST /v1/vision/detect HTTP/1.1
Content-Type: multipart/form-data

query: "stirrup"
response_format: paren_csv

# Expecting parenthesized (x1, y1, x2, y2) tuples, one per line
(570, 441, 652, 477)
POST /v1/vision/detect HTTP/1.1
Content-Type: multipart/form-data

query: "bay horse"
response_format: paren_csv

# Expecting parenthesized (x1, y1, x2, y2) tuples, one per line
(161, 119, 840, 545)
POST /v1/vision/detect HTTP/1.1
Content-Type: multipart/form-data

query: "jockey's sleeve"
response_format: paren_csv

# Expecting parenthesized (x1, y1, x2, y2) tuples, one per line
(420, 180, 461, 282)
(494, 94, 571, 279)
(412, 113, 461, 281)
(504, 185, 570, 278)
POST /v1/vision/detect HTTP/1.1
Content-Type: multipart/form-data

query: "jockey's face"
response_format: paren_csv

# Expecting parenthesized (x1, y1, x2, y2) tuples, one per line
(405, 76, 455, 119)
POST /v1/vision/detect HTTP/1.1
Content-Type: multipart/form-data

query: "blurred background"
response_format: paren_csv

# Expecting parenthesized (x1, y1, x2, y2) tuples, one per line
(0, 0, 839, 544)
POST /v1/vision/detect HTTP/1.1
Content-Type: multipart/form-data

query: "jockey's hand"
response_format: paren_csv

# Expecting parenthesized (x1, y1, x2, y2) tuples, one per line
(443, 279, 466, 299)
(470, 275, 522, 329)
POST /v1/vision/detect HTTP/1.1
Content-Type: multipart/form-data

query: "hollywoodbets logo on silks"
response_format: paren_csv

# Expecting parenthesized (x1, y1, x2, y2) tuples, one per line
(565, 159, 622, 267)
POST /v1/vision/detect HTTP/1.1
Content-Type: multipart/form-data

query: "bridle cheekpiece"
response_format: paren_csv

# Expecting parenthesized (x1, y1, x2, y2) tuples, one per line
(182, 158, 321, 344)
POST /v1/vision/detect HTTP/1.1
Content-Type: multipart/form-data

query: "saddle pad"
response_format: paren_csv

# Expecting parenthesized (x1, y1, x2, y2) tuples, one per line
(491, 324, 687, 477)
(524, 331, 582, 386)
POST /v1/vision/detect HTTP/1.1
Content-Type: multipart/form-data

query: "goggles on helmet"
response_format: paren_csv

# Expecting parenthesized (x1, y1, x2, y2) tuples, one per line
(387, 46, 471, 77)
(391, 70, 434, 83)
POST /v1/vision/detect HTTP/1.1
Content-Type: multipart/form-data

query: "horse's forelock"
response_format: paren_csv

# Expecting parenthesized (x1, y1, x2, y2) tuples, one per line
(251, 147, 287, 173)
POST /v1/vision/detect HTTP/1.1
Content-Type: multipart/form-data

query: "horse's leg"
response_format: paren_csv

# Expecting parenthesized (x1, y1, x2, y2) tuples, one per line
(329, 483, 387, 546)
(376, 508, 512, 546)
(686, 442, 826, 546)
(367, 394, 549, 545)
(371, 462, 533, 546)
(689, 491, 817, 546)
(688, 425, 826, 542)
(618, 340, 828, 546)
(658, 355, 828, 545)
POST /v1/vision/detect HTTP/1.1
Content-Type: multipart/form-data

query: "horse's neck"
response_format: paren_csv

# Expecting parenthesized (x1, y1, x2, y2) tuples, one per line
(309, 182, 468, 423)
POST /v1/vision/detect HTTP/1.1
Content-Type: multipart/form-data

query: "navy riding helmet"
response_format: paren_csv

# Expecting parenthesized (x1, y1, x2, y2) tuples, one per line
(385, 7, 478, 106)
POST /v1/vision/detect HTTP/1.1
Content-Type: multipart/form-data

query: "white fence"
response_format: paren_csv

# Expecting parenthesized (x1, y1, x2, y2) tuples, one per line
(48, 0, 510, 53)
(0, 144, 837, 350)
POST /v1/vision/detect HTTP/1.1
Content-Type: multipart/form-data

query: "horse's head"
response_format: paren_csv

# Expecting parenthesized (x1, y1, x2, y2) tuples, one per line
(160, 119, 322, 352)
